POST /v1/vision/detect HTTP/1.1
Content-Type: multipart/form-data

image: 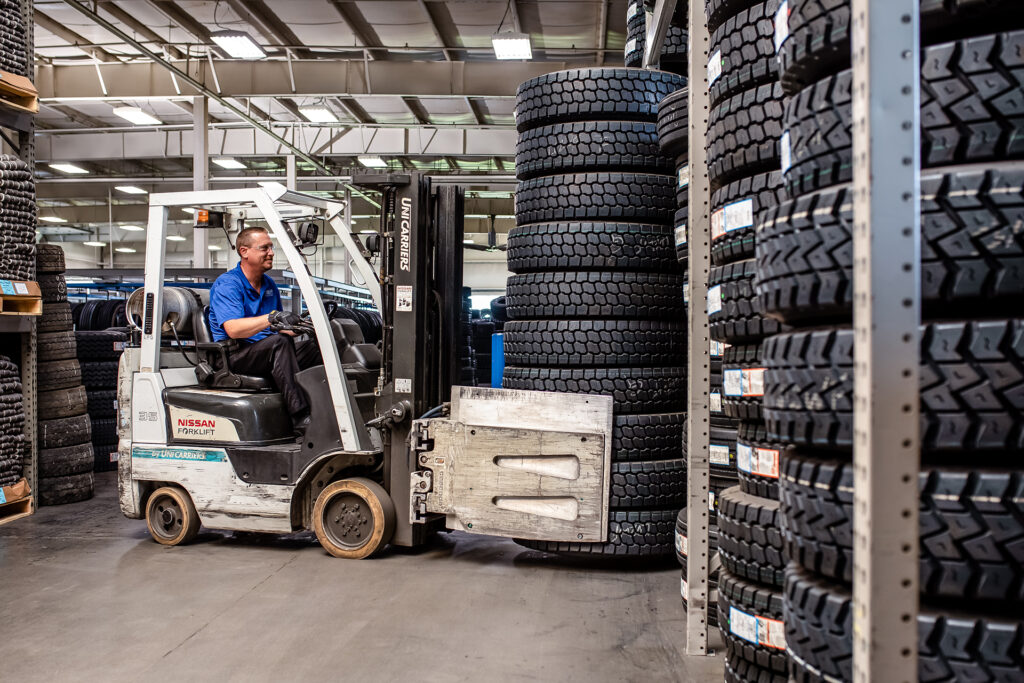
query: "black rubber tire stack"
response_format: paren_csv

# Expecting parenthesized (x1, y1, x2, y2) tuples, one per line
(456, 287, 475, 386)
(0, 155, 36, 282)
(624, 0, 689, 76)
(470, 319, 494, 387)
(0, 0, 28, 78)
(506, 67, 688, 557)
(75, 329, 127, 472)
(36, 245, 94, 506)
(763, 3, 1024, 680)
(0, 355, 26, 489)
(692, 1, 791, 678)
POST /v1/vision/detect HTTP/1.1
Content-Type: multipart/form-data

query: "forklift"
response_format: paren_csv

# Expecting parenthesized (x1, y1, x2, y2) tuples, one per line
(117, 176, 615, 559)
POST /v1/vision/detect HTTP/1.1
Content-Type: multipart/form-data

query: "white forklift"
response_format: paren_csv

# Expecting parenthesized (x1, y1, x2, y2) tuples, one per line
(117, 176, 615, 559)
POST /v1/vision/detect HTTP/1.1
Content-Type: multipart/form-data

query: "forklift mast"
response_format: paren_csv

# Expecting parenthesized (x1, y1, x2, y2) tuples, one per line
(354, 173, 464, 546)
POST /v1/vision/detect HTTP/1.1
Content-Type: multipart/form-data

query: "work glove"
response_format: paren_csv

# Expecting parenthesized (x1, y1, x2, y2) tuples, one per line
(268, 309, 306, 332)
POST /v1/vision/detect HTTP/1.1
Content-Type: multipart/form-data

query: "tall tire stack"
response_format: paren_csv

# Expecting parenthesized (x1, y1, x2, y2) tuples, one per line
(763, 3, 1024, 680)
(695, 1, 790, 679)
(75, 329, 127, 473)
(506, 67, 688, 557)
(470, 320, 494, 387)
(457, 287, 475, 386)
(624, 0, 688, 76)
(0, 155, 36, 281)
(0, 355, 26, 488)
(36, 245, 94, 506)
(0, 0, 28, 78)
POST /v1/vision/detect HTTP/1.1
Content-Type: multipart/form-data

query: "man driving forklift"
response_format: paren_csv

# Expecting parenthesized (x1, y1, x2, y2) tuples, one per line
(208, 226, 320, 434)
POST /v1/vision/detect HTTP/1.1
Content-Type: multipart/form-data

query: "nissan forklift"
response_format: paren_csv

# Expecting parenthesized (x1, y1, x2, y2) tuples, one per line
(117, 176, 615, 559)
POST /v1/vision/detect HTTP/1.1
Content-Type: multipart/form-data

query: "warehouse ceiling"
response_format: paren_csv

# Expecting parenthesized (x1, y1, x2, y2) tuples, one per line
(28, 0, 626, 246)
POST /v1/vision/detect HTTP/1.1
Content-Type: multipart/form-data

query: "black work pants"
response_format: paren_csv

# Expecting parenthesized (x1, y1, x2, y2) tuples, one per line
(228, 334, 322, 419)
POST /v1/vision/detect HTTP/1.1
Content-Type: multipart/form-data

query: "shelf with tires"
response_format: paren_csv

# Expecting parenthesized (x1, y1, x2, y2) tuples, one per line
(756, 0, 1024, 680)
(504, 60, 689, 557)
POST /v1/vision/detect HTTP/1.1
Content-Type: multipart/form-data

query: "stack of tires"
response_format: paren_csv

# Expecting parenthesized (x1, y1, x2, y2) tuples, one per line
(36, 245, 93, 506)
(457, 287, 475, 386)
(75, 329, 127, 473)
(72, 299, 128, 330)
(695, 1, 791, 679)
(0, 355, 26, 488)
(761, 2, 1024, 680)
(470, 320, 494, 387)
(504, 67, 688, 557)
(624, 0, 688, 76)
(0, 0, 28, 78)
(0, 155, 36, 282)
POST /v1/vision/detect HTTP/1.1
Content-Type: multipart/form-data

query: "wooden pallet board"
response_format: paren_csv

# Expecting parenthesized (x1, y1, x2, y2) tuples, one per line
(0, 71, 37, 115)
(0, 478, 33, 526)
(0, 280, 41, 316)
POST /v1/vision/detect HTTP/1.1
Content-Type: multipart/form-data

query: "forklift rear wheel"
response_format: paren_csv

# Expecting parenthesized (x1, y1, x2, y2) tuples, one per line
(313, 478, 396, 559)
(145, 486, 201, 546)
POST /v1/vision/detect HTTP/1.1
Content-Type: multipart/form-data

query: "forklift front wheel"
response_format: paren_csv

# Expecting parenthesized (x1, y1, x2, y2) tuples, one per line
(145, 486, 201, 546)
(313, 478, 396, 559)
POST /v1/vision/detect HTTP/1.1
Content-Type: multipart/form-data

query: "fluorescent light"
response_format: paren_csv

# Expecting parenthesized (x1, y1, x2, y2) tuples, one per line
(114, 247, 136, 253)
(83, 241, 106, 248)
(212, 158, 246, 170)
(49, 163, 88, 175)
(357, 156, 387, 168)
(181, 208, 195, 215)
(166, 235, 186, 242)
(464, 214, 491, 219)
(210, 30, 267, 60)
(113, 106, 162, 126)
(120, 224, 145, 232)
(299, 106, 338, 123)
(115, 185, 147, 195)
(208, 245, 222, 251)
(359, 230, 375, 234)
(491, 32, 532, 59)
(39, 216, 67, 224)
(463, 238, 474, 244)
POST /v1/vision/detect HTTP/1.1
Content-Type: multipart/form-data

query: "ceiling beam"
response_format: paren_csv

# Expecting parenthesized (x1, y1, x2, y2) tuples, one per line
(596, 0, 608, 66)
(402, 97, 431, 125)
(45, 103, 110, 129)
(325, 0, 389, 60)
(35, 10, 120, 62)
(273, 97, 305, 121)
(145, 0, 226, 58)
(416, 0, 454, 61)
(233, 98, 271, 123)
(466, 97, 486, 125)
(332, 97, 375, 125)
(223, 0, 315, 60)
(96, 2, 186, 60)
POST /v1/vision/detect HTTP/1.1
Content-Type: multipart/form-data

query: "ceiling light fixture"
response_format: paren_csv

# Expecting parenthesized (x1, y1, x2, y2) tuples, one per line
(208, 245, 222, 251)
(166, 235, 186, 242)
(83, 241, 106, 248)
(491, 32, 532, 60)
(212, 158, 246, 170)
(359, 230, 375, 234)
(113, 106, 162, 126)
(114, 247, 136, 253)
(39, 216, 67, 223)
(210, 30, 267, 60)
(357, 156, 388, 168)
(299, 106, 338, 123)
(115, 185, 147, 195)
(49, 163, 88, 175)
(120, 224, 145, 232)
(463, 238, 475, 244)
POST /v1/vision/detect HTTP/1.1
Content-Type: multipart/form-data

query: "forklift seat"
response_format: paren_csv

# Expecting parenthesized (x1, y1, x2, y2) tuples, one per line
(193, 306, 273, 391)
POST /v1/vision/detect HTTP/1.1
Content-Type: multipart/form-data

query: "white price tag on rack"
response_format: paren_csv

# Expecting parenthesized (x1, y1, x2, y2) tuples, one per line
(675, 223, 687, 247)
(737, 442, 753, 473)
(707, 50, 723, 86)
(723, 369, 742, 396)
(710, 444, 731, 466)
(678, 165, 690, 189)
(627, 1, 641, 21)
(625, 38, 637, 56)
(774, 0, 790, 52)
(756, 447, 781, 479)
(680, 577, 688, 600)
(707, 285, 723, 315)
(724, 198, 755, 233)
(780, 130, 792, 173)
(710, 391, 722, 413)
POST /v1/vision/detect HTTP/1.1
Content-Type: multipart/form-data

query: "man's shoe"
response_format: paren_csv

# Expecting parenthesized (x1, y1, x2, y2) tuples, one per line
(294, 414, 312, 436)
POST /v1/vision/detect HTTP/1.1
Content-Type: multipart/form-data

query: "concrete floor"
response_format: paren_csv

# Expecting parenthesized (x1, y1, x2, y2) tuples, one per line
(0, 473, 724, 682)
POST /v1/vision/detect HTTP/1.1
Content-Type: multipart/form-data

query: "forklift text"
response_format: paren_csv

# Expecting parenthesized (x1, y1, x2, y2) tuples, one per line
(399, 197, 412, 272)
(177, 418, 217, 437)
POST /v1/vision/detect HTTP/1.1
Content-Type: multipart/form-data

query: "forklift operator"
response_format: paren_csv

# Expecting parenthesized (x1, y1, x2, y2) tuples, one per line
(208, 226, 320, 433)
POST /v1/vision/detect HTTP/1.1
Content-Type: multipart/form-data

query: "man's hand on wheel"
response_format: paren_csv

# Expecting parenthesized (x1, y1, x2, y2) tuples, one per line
(268, 310, 312, 333)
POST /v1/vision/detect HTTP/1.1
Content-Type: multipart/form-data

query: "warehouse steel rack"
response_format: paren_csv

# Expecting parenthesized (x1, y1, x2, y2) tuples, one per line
(0, 0, 37, 509)
(645, 0, 922, 674)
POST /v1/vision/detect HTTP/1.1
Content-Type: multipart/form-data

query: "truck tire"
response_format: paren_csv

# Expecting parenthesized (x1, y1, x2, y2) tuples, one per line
(657, 87, 689, 159)
(710, 171, 784, 266)
(515, 121, 671, 180)
(35, 243, 65, 274)
(38, 414, 92, 450)
(38, 272, 67, 303)
(503, 319, 687, 367)
(610, 458, 687, 509)
(718, 486, 785, 587)
(38, 471, 94, 506)
(80, 360, 118, 389)
(75, 329, 128, 360)
(736, 421, 782, 500)
(757, 164, 1024, 324)
(38, 330, 77, 362)
(515, 172, 676, 224)
(763, 321, 1024, 451)
(613, 412, 686, 463)
(37, 359, 81, 390)
(38, 442, 93, 477)
(38, 384, 87, 419)
(506, 222, 679, 274)
(708, 0, 781, 107)
(502, 365, 686, 415)
(710, 260, 783, 343)
(514, 68, 686, 132)
(39, 301, 73, 333)
(718, 569, 788, 673)
(781, 451, 1024, 602)
(707, 82, 784, 188)
(86, 389, 117, 418)
(506, 270, 686, 320)
(93, 442, 119, 472)
(515, 509, 677, 556)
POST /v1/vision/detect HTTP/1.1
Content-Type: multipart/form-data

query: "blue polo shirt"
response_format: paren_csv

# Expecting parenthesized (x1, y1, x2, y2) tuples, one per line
(208, 263, 282, 342)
